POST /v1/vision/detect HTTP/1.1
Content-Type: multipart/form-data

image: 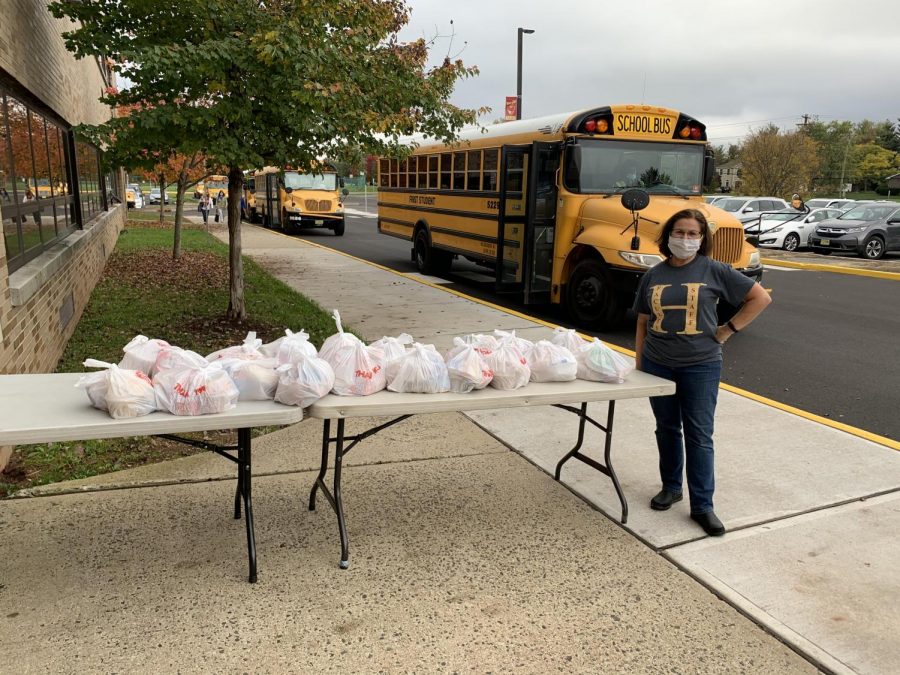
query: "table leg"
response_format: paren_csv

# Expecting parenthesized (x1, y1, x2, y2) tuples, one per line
(308, 419, 331, 512)
(333, 419, 350, 569)
(238, 427, 258, 583)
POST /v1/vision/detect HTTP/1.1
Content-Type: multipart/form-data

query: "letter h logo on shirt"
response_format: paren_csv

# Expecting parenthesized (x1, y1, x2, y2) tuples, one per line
(650, 283, 706, 335)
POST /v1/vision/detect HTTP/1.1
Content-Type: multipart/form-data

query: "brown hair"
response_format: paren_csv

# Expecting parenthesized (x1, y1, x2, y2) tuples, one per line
(657, 208, 711, 258)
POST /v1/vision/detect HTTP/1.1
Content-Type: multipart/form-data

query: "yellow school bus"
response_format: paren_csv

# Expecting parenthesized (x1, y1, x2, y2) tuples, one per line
(194, 174, 229, 200)
(249, 165, 348, 235)
(377, 104, 762, 327)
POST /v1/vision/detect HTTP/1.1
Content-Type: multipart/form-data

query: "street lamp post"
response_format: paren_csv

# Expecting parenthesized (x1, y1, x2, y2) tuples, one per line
(516, 27, 534, 121)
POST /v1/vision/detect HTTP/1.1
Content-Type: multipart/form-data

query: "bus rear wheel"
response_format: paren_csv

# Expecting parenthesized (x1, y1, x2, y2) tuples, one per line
(565, 259, 624, 329)
(414, 229, 451, 275)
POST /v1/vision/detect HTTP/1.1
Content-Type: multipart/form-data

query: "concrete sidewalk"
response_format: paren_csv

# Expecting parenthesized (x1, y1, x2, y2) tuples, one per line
(2, 221, 897, 673)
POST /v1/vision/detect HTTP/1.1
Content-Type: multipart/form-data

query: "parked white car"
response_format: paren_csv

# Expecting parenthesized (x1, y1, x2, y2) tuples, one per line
(745, 207, 845, 250)
(714, 196, 790, 224)
(805, 198, 855, 210)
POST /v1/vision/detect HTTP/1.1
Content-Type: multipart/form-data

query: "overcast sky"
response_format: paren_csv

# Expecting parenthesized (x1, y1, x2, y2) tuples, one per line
(397, 0, 899, 146)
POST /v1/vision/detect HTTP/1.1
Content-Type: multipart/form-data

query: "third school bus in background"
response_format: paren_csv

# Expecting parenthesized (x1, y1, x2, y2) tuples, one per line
(247, 165, 348, 236)
(194, 174, 229, 200)
(377, 104, 763, 328)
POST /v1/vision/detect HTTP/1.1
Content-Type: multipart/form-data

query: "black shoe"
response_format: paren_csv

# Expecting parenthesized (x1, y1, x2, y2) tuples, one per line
(650, 489, 683, 511)
(691, 511, 726, 536)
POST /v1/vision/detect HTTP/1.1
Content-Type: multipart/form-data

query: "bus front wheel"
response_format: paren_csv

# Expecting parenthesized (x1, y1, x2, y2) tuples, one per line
(565, 259, 624, 329)
(332, 219, 345, 236)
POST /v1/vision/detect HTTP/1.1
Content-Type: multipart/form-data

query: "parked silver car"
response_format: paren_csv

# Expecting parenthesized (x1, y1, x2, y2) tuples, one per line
(808, 202, 900, 259)
(714, 196, 790, 224)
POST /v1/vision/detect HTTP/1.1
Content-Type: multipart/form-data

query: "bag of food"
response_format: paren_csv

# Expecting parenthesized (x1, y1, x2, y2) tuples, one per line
(119, 335, 170, 375)
(153, 362, 240, 415)
(219, 358, 279, 401)
(576, 338, 634, 384)
(274, 356, 336, 408)
(444, 337, 493, 393)
(369, 333, 414, 367)
(77, 359, 157, 419)
(550, 327, 588, 354)
(319, 310, 385, 396)
(486, 336, 530, 390)
(528, 340, 577, 382)
(206, 331, 265, 362)
(154, 346, 209, 374)
(387, 343, 451, 394)
(275, 330, 319, 364)
(494, 329, 535, 361)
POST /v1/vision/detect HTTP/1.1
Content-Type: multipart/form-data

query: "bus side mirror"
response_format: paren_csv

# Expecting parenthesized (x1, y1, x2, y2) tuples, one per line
(703, 151, 715, 186)
(339, 178, 345, 188)
(284, 186, 293, 194)
(342, 188, 349, 196)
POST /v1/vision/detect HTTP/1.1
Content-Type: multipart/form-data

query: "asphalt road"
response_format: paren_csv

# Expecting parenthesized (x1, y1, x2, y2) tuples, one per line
(292, 195, 900, 441)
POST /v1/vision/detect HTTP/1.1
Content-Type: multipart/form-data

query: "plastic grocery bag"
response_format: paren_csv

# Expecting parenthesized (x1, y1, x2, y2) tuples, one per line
(319, 310, 385, 396)
(77, 359, 157, 419)
(387, 343, 451, 394)
(219, 358, 279, 401)
(274, 356, 335, 408)
(206, 331, 265, 362)
(494, 329, 535, 361)
(260, 329, 317, 359)
(528, 340, 577, 382)
(154, 346, 209, 374)
(445, 337, 493, 393)
(119, 335, 170, 375)
(369, 333, 414, 366)
(275, 330, 319, 365)
(486, 336, 530, 390)
(550, 327, 588, 354)
(153, 362, 240, 415)
(576, 338, 634, 384)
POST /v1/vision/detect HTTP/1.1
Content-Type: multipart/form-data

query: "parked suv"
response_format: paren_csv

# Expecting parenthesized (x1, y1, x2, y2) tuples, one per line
(808, 202, 900, 259)
(714, 196, 790, 224)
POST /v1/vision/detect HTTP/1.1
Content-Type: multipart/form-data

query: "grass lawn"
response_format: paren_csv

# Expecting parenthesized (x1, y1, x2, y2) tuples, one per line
(1, 223, 336, 497)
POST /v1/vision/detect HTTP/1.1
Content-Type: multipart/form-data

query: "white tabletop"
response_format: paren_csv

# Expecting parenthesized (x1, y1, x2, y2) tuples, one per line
(0, 373, 305, 446)
(307, 370, 675, 419)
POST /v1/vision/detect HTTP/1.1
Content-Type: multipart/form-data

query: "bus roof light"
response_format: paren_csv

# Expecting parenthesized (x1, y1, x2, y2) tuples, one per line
(584, 119, 597, 133)
(596, 119, 609, 133)
(689, 126, 703, 140)
(679, 126, 691, 139)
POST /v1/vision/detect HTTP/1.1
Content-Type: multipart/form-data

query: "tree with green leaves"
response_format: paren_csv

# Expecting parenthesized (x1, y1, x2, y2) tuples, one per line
(49, 0, 479, 320)
(851, 143, 900, 191)
(739, 124, 820, 198)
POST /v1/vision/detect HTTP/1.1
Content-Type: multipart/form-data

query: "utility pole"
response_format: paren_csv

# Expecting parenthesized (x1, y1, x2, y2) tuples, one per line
(797, 113, 815, 132)
(516, 28, 534, 120)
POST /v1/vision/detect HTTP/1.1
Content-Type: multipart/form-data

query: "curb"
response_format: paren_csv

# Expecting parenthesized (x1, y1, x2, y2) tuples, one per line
(760, 257, 900, 281)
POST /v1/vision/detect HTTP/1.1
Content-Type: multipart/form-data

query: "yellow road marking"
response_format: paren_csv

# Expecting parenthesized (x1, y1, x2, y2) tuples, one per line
(760, 258, 900, 281)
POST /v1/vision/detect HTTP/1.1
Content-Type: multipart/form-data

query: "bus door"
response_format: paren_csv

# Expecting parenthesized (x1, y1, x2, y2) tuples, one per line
(496, 142, 559, 304)
(495, 145, 529, 292)
(266, 173, 281, 228)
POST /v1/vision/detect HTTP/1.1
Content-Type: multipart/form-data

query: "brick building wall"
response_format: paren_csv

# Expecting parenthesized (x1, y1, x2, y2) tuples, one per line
(0, 1, 124, 377)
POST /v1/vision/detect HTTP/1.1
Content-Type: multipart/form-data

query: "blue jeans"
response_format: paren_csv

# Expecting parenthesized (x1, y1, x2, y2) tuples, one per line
(641, 355, 722, 514)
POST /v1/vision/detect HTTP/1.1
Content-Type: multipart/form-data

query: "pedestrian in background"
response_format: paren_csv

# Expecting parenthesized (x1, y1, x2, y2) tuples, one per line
(633, 208, 772, 536)
(198, 193, 211, 228)
(215, 189, 226, 223)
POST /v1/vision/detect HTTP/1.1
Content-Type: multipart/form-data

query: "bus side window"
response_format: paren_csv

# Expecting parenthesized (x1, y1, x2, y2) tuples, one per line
(390, 158, 399, 188)
(408, 157, 418, 189)
(416, 157, 426, 188)
(439, 152, 452, 190)
(453, 152, 466, 190)
(427, 155, 438, 189)
(467, 150, 482, 191)
(483, 149, 499, 192)
(398, 158, 408, 188)
(379, 159, 390, 188)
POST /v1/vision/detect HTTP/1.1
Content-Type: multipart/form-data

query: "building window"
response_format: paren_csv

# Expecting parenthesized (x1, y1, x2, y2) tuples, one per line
(0, 90, 106, 273)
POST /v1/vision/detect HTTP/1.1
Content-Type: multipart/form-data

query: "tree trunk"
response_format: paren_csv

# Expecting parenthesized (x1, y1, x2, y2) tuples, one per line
(173, 184, 186, 260)
(226, 166, 246, 321)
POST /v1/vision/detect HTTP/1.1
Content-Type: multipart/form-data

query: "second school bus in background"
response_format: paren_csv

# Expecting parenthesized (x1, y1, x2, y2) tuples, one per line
(247, 165, 348, 236)
(377, 104, 763, 328)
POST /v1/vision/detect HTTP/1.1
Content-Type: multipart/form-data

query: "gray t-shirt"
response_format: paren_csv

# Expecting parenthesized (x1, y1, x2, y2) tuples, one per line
(633, 256, 755, 367)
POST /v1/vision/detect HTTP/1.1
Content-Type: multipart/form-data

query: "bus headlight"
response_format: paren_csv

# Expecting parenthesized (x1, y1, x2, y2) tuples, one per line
(749, 251, 760, 267)
(619, 252, 664, 268)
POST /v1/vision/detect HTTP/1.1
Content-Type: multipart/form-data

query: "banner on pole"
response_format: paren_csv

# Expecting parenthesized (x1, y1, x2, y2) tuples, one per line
(504, 96, 518, 121)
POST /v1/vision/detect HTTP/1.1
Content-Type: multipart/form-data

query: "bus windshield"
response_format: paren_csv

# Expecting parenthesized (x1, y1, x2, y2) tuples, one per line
(565, 139, 704, 194)
(285, 172, 337, 191)
(206, 180, 228, 190)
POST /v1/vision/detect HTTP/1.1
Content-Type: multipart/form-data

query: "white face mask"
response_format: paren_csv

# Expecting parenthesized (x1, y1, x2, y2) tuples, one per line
(668, 237, 701, 259)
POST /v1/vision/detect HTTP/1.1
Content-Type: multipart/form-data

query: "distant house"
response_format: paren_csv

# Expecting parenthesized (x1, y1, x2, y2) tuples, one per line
(886, 173, 900, 191)
(716, 160, 743, 192)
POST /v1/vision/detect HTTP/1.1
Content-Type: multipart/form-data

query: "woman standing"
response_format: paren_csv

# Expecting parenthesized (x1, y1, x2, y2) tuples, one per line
(633, 208, 771, 536)
(198, 193, 211, 228)
(215, 190, 226, 223)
